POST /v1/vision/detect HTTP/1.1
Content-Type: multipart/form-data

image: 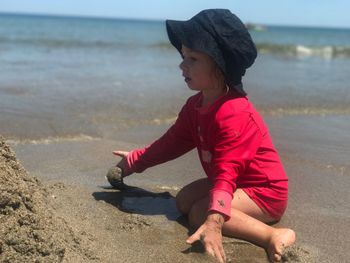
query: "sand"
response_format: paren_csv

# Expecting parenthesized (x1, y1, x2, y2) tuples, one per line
(0, 136, 97, 263)
(0, 134, 321, 262)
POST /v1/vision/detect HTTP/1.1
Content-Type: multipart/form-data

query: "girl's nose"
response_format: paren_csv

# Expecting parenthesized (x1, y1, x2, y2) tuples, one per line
(179, 61, 184, 70)
(179, 60, 186, 71)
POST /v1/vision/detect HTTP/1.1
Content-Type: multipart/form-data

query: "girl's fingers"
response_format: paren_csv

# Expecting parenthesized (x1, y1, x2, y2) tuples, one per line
(112, 151, 129, 157)
(215, 242, 226, 262)
(205, 244, 224, 263)
(220, 246, 227, 262)
(186, 231, 201, 245)
(215, 245, 226, 263)
(186, 224, 226, 262)
(186, 225, 205, 245)
(206, 246, 215, 258)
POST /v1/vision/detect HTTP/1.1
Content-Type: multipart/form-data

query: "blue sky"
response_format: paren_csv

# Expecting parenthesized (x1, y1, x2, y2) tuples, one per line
(0, 0, 349, 28)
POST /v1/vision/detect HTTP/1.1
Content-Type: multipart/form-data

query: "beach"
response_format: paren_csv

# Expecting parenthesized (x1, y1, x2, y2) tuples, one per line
(2, 114, 346, 263)
(1, 14, 350, 262)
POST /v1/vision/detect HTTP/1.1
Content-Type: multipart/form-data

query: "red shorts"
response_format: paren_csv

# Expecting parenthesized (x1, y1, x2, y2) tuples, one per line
(242, 180, 288, 220)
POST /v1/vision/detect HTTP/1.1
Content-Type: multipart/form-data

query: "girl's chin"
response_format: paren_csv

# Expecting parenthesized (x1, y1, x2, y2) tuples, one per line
(188, 86, 199, 91)
(186, 83, 200, 91)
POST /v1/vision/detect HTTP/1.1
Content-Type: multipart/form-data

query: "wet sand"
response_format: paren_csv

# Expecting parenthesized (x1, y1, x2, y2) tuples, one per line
(6, 114, 350, 262)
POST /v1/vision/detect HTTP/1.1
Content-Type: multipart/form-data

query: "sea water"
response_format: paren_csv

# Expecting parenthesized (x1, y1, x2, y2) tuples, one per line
(0, 13, 349, 140)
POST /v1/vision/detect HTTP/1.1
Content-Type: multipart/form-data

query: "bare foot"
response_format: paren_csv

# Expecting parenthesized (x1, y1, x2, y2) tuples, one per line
(267, 228, 296, 262)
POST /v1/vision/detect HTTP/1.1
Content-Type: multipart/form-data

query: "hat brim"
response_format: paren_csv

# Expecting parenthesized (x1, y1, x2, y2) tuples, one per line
(166, 19, 225, 67)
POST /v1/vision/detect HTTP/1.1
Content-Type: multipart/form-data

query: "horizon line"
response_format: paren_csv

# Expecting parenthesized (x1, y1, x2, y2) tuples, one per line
(0, 11, 349, 30)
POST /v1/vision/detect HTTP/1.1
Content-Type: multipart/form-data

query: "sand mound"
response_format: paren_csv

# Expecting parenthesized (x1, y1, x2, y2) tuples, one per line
(0, 136, 97, 263)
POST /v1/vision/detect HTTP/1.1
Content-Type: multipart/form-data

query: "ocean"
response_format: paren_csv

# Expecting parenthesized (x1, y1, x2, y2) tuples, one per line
(0, 13, 350, 141)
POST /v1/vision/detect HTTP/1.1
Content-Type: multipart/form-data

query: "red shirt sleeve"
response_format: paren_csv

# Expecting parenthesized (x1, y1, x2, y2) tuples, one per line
(208, 111, 264, 220)
(125, 102, 195, 174)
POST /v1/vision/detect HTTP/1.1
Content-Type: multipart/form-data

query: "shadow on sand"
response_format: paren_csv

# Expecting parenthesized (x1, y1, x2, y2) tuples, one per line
(92, 184, 207, 256)
(92, 184, 182, 221)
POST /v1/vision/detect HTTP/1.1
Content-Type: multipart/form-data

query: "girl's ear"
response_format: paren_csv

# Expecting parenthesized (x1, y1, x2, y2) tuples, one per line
(213, 65, 226, 90)
(214, 65, 225, 81)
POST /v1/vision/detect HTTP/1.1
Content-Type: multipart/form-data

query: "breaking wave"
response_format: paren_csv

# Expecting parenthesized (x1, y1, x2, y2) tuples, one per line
(256, 43, 350, 59)
(1, 34, 350, 59)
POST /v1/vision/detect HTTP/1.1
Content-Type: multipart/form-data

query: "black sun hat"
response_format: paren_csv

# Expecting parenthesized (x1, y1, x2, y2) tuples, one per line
(166, 9, 257, 95)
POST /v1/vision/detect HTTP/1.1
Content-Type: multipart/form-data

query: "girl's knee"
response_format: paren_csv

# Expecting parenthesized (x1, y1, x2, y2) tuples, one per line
(175, 179, 211, 216)
(188, 200, 207, 228)
(175, 190, 191, 215)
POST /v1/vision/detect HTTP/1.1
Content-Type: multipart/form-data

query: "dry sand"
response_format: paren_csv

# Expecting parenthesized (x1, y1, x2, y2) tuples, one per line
(0, 136, 98, 263)
(0, 135, 317, 262)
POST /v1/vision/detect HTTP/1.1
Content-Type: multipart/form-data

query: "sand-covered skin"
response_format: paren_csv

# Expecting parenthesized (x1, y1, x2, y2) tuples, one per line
(0, 136, 97, 263)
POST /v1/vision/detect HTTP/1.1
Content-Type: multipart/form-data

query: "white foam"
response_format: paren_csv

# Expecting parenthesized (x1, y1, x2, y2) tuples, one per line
(296, 45, 334, 59)
(7, 134, 100, 145)
(157, 185, 180, 191)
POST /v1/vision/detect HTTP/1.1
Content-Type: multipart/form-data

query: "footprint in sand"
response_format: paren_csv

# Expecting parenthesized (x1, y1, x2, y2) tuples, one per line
(118, 214, 152, 231)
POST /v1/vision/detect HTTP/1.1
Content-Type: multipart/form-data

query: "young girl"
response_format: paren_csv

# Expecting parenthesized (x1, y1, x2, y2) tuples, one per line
(113, 9, 295, 263)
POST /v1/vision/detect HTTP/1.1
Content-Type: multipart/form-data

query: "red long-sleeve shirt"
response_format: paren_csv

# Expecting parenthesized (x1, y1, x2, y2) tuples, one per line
(125, 91, 288, 220)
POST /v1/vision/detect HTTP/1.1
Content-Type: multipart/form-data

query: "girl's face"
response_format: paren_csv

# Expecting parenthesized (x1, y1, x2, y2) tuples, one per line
(179, 45, 224, 92)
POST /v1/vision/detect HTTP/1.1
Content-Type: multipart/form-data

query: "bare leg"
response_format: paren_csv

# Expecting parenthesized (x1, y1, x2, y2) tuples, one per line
(188, 191, 295, 262)
(175, 178, 211, 214)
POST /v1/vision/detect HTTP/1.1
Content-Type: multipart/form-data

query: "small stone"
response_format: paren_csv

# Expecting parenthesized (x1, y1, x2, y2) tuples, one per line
(106, 166, 126, 190)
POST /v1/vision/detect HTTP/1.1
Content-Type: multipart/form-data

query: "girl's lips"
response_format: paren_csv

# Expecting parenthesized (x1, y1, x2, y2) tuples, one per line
(184, 77, 191, 83)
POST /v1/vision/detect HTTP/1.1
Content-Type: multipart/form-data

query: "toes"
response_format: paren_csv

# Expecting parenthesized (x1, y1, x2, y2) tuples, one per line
(274, 253, 282, 262)
(268, 242, 284, 262)
(267, 228, 296, 263)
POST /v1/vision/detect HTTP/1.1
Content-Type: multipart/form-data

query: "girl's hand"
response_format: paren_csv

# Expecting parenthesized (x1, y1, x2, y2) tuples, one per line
(112, 151, 131, 177)
(186, 213, 226, 263)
